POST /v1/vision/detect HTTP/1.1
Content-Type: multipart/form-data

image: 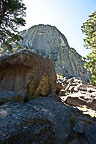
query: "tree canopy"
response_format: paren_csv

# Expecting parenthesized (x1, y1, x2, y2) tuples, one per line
(0, 0, 26, 52)
(81, 11, 96, 86)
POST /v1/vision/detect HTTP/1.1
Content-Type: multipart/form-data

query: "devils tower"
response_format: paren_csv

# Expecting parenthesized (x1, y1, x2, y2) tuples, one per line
(4, 24, 89, 82)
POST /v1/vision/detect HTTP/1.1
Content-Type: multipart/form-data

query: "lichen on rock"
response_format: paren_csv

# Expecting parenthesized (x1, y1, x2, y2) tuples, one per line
(0, 49, 57, 101)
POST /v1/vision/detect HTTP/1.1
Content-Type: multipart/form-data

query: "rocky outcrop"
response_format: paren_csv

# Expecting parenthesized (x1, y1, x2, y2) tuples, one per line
(64, 104, 96, 144)
(0, 93, 96, 144)
(17, 24, 89, 82)
(0, 49, 56, 100)
(56, 76, 96, 112)
(56, 76, 96, 143)
(0, 97, 70, 144)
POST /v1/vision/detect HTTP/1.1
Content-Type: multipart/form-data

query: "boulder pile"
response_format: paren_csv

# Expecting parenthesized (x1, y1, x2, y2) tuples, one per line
(57, 76, 96, 112)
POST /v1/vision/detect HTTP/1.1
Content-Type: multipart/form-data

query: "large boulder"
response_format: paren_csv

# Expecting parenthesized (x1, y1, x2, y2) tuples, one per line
(0, 50, 56, 100)
(0, 97, 70, 144)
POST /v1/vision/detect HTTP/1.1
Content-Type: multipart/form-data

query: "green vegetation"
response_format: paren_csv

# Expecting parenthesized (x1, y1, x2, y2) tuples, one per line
(57, 74, 64, 78)
(81, 11, 96, 86)
(0, 0, 26, 52)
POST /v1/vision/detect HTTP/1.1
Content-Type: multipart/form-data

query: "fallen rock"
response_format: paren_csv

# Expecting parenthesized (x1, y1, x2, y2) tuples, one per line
(0, 50, 56, 100)
(56, 77, 83, 94)
(63, 92, 96, 111)
(0, 91, 24, 105)
(64, 94, 87, 107)
(0, 97, 70, 144)
(57, 77, 96, 111)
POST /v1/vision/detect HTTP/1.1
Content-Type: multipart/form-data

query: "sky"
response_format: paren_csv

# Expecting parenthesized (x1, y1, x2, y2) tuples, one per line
(22, 0, 96, 56)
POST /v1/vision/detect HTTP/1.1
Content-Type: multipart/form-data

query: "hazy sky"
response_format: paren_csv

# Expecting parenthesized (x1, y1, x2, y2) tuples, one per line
(22, 0, 96, 56)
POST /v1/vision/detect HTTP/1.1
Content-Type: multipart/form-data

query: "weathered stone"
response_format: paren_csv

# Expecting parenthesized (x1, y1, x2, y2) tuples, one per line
(0, 97, 70, 144)
(57, 77, 96, 111)
(85, 123, 96, 144)
(3, 24, 90, 82)
(63, 92, 96, 111)
(0, 91, 24, 105)
(65, 95, 87, 107)
(64, 104, 95, 144)
(29, 97, 70, 143)
(0, 50, 56, 100)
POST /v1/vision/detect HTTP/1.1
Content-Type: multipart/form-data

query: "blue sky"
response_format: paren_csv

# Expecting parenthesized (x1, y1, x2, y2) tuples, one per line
(22, 0, 96, 56)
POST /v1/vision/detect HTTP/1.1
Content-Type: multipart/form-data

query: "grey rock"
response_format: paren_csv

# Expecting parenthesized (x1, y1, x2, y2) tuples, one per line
(85, 123, 96, 144)
(0, 97, 70, 144)
(0, 91, 25, 105)
(29, 97, 70, 144)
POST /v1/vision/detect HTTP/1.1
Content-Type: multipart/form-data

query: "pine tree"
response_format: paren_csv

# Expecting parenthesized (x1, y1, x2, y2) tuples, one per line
(0, 0, 26, 52)
(81, 11, 96, 86)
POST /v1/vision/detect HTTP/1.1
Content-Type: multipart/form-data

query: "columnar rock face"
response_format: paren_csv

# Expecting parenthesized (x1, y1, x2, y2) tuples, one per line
(18, 24, 90, 82)
(0, 50, 56, 100)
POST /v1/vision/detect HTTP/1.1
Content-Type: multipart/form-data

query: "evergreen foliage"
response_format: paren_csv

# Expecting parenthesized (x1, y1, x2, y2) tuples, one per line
(81, 11, 96, 86)
(0, 0, 26, 52)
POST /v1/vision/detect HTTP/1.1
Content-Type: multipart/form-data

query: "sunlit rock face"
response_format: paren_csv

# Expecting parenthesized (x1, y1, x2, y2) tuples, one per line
(19, 24, 89, 82)
(0, 50, 56, 99)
